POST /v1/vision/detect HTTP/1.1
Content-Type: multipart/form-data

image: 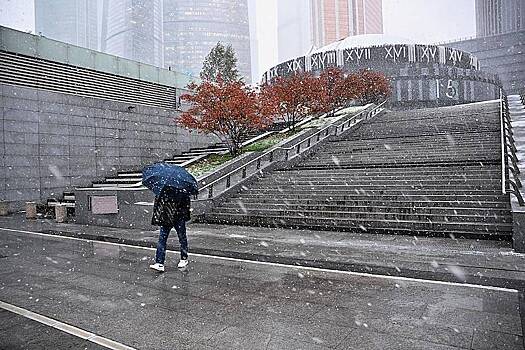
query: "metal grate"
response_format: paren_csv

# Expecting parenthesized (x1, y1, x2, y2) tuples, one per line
(0, 50, 177, 109)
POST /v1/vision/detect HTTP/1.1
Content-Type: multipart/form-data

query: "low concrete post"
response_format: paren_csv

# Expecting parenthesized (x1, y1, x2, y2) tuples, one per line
(55, 204, 67, 223)
(0, 201, 8, 216)
(25, 202, 37, 219)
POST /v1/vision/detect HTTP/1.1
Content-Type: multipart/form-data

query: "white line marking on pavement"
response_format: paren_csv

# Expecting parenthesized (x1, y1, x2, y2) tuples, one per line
(0, 227, 519, 293)
(0, 300, 136, 350)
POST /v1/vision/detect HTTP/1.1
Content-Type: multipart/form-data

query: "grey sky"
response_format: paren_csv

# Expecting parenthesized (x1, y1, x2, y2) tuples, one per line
(0, 0, 476, 78)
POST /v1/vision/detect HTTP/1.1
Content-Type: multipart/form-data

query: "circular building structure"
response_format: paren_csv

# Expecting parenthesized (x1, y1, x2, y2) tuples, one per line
(263, 34, 502, 108)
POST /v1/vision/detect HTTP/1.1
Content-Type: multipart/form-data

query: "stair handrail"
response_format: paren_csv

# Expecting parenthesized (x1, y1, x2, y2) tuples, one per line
(195, 101, 387, 201)
(500, 90, 524, 205)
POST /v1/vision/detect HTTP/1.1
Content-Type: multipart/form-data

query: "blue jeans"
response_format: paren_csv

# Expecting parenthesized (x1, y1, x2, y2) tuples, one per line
(155, 219, 188, 264)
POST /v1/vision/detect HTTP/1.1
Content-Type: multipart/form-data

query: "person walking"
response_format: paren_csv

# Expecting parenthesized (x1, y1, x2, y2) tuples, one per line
(149, 186, 191, 272)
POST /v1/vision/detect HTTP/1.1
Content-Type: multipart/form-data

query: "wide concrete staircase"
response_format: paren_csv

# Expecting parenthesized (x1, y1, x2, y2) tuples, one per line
(202, 101, 513, 239)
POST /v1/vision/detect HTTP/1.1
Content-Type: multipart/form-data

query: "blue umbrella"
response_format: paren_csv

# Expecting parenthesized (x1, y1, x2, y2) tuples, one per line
(142, 163, 198, 196)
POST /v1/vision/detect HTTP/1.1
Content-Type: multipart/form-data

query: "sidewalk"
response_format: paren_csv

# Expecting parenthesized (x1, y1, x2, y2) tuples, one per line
(0, 213, 524, 290)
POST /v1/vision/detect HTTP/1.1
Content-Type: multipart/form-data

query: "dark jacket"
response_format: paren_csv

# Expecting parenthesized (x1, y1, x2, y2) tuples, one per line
(151, 186, 191, 226)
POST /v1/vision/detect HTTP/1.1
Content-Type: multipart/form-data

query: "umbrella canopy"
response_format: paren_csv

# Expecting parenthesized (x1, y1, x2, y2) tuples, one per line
(142, 163, 198, 197)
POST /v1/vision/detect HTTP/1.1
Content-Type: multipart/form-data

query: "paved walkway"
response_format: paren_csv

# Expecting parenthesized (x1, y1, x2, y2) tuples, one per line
(0, 214, 524, 290)
(0, 229, 523, 349)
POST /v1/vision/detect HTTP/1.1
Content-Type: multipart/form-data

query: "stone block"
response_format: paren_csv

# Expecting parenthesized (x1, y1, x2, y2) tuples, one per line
(96, 157, 120, 173)
(4, 155, 39, 167)
(69, 166, 97, 177)
(119, 147, 141, 157)
(4, 143, 39, 156)
(37, 89, 69, 104)
(3, 108, 39, 122)
(70, 146, 96, 156)
(120, 129, 144, 139)
(5, 176, 40, 190)
(39, 144, 70, 156)
(2, 85, 39, 100)
(39, 122, 69, 135)
(41, 188, 66, 200)
(69, 160, 96, 175)
(39, 134, 69, 145)
(3, 131, 26, 144)
(95, 138, 120, 148)
(95, 127, 119, 138)
(38, 112, 70, 125)
(135, 104, 159, 116)
(39, 102, 70, 115)
(119, 157, 141, 167)
(90, 107, 115, 118)
(119, 138, 142, 148)
(69, 125, 95, 137)
(41, 176, 70, 189)
(66, 94, 94, 108)
(39, 156, 70, 168)
(40, 164, 72, 178)
(96, 147, 119, 157)
(70, 136, 95, 147)
(4, 189, 40, 203)
(69, 115, 95, 127)
(4, 120, 38, 133)
(64, 105, 92, 117)
(5, 166, 40, 178)
(99, 99, 121, 111)
(2, 97, 40, 111)
(70, 177, 92, 188)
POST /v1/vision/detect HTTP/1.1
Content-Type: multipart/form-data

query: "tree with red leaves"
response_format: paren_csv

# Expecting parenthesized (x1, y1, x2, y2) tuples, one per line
(357, 70, 391, 104)
(178, 79, 270, 155)
(259, 72, 324, 130)
(319, 68, 362, 115)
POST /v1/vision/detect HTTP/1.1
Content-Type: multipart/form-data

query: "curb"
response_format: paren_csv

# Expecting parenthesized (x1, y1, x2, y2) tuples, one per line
(39, 229, 525, 291)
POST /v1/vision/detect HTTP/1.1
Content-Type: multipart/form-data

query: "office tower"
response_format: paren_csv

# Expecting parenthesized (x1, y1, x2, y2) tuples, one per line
(163, 0, 251, 82)
(101, 0, 164, 67)
(277, 0, 312, 63)
(310, 0, 383, 48)
(35, 0, 98, 50)
(248, 0, 259, 83)
(475, 0, 525, 37)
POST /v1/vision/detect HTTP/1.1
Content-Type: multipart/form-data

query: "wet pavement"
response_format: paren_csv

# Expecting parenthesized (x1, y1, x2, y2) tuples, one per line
(0, 308, 108, 350)
(0, 214, 524, 290)
(0, 222, 524, 349)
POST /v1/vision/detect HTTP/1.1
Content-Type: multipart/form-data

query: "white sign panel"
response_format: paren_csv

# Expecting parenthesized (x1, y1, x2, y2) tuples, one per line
(91, 196, 118, 214)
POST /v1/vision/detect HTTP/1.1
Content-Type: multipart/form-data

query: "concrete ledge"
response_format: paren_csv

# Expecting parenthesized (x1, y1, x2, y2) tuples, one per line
(513, 209, 525, 253)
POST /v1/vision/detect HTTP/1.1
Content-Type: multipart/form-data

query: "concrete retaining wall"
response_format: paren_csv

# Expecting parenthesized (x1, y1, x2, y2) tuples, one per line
(0, 83, 217, 210)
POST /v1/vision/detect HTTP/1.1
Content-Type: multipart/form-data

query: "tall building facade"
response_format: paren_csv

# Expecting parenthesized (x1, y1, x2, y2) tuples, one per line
(475, 0, 525, 37)
(277, 0, 312, 63)
(101, 0, 164, 67)
(163, 0, 251, 82)
(310, 0, 383, 48)
(35, 0, 98, 50)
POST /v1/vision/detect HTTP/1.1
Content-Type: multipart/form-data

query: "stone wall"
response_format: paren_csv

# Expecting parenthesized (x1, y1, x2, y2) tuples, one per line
(448, 30, 525, 95)
(0, 83, 217, 210)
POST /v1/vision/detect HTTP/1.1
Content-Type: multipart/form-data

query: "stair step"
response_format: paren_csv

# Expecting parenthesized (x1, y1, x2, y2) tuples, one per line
(203, 213, 513, 235)
(229, 198, 510, 208)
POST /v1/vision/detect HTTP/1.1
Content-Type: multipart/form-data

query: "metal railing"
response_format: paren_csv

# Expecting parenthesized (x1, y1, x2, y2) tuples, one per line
(195, 101, 387, 201)
(500, 90, 524, 205)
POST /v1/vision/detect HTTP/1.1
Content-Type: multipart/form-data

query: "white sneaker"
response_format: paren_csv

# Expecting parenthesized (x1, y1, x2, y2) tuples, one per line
(177, 259, 189, 269)
(149, 263, 165, 272)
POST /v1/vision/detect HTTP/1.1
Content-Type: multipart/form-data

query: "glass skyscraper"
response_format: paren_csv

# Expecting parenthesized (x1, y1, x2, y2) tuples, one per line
(475, 0, 525, 37)
(310, 0, 383, 48)
(35, 0, 98, 50)
(101, 0, 164, 67)
(163, 0, 251, 82)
